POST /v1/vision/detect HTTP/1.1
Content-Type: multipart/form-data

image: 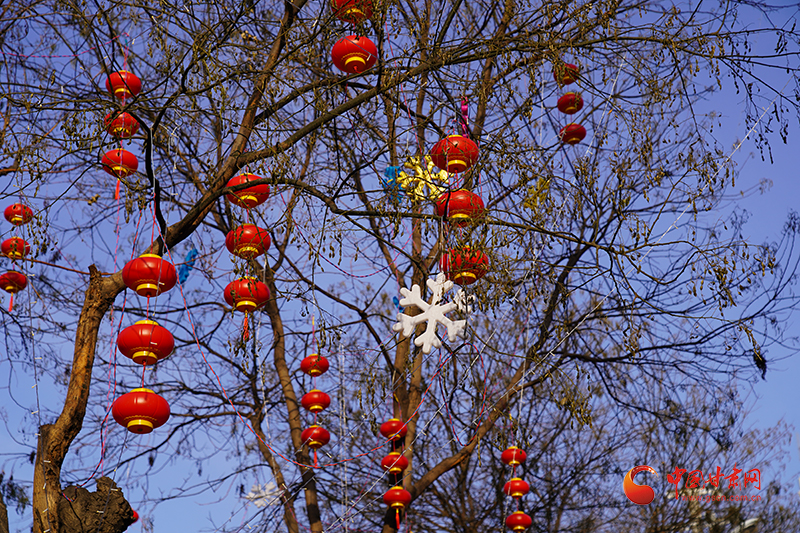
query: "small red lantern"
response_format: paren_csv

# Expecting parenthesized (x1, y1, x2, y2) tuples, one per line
(556, 92, 583, 114)
(112, 388, 170, 434)
(105, 70, 142, 100)
(0, 271, 27, 294)
(380, 418, 407, 441)
(505, 511, 532, 532)
(559, 123, 586, 145)
(224, 277, 271, 312)
(501, 446, 527, 466)
(132, 510, 139, 523)
(553, 63, 579, 85)
(435, 190, 486, 226)
(225, 174, 270, 209)
(301, 425, 331, 449)
(225, 224, 271, 259)
(503, 478, 530, 498)
(441, 247, 489, 285)
(117, 319, 175, 365)
(332, 0, 373, 23)
(101, 149, 139, 178)
(430, 135, 480, 174)
(300, 353, 330, 376)
(1, 237, 30, 260)
(301, 390, 331, 413)
(380, 452, 409, 474)
(331, 36, 377, 74)
(383, 486, 411, 509)
(104, 112, 140, 139)
(4, 204, 33, 226)
(122, 254, 178, 297)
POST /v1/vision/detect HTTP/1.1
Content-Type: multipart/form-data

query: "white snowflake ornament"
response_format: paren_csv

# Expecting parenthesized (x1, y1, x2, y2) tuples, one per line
(392, 273, 466, 354)
(244, 482, 280, 508)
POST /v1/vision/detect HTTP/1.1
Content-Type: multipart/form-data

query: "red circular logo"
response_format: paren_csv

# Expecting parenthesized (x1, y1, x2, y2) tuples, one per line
(623, 465, 657, 505)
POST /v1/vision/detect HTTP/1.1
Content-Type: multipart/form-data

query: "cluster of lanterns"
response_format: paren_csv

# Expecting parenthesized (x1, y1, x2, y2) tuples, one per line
(101, 70, 142, 195)
(222, 173, 273, 338)
(299, 353, 332, 465)
(553, 63, 587, 145)
(111, 252, 178, 434)
(330, 0, 377, 75)
(378, 417, 411, 529)
(435, 188, 490, 285)
(1, 203, 33, 311)
(501, 446, 532, 532)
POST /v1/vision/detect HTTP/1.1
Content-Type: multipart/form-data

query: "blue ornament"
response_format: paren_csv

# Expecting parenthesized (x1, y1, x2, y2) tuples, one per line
(381, 166, 405, 200)
(178, 247, 198, 284)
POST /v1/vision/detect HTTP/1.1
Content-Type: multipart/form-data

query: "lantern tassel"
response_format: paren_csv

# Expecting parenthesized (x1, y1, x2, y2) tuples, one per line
(8, 294, 13, 312)
(115, 179, 121, 200)
(313, 449, 318, 468)
(396, 508, 401, 530)
(242, 312, 250, 341)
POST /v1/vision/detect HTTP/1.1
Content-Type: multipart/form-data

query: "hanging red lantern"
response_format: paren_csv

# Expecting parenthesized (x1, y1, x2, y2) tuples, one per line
(224, 277, 271, 312)
(380, 418, 407, 441)
(441, 247, 489, 285)
(0, 270, 27, 311)
(117, 319, 175, 365)
(383, 486, 411, 509)
(225, 224, 271, 259)
(1, 237, 30, 260)
(430, 135, 480, 174)
(501, 446, 527, 466)
(556, 92, 583, 114)
(225, 174, 270, 209)
(104, 112, 140, 139)
(505, 511, 532, 532)
(105, 70, 142, 100)
(332, 0, 373, 23)
(132, 510, 139, 523)
(301, 425, 331, 449)
(301, 390, 331, 413)
(559, 123, 586, 145)
(435, 190, 486, 226)
(331, 36, 377, 74)
(380, 452, 409, 474)
(4, 204, 33, 226)
(101, 149, 139, 178)
(122, 254, 178, 297)
(300, 353, 330, 376)
(112, 388, 170, 434)
(553, 63, 579, 85)
(503, 478, 530, 498)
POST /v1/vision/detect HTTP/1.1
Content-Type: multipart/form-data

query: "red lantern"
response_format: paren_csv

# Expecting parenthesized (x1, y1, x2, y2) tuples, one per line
(225, 224, 271, 259)
(556, 92, 583, 114)
(132, 510, 139, 523)
(559, 123, 586, 145)
(0, 271, 27, 294)
(101, 149, 139, 178)
(225, 174, 270, 209)
(112, 388, 170, 434)
(4, 204, 33, 226)
(122, 254, 178, 297)
(501, 446, 527, 466)
(105, 70, 142, 100)
(117, 319, 175, 365)
(441, 247, 489, 285)
(331, 36, 377, 74)
(553, 63, 579, 85)
(503, 478, 530, 498)
(301, 425, 331, 449)
(505, 511, 532, 532)
(380, 452, 409, 474)
(435, 190, 486, 225)
(1, 237, 30, 259)
(301, 390, 331, 413)
(430, 135, 480, 174)
(332, 0, 373, 23)
(383, 486, 411, 509)
(224, 277, 271, 312)
(104, 112, 140, 139)
(380, 418, 407, 440)
(300, 353, 330, 376)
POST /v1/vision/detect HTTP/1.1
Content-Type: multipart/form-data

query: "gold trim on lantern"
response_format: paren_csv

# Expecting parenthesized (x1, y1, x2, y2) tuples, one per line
(132, 350, 157, 365)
